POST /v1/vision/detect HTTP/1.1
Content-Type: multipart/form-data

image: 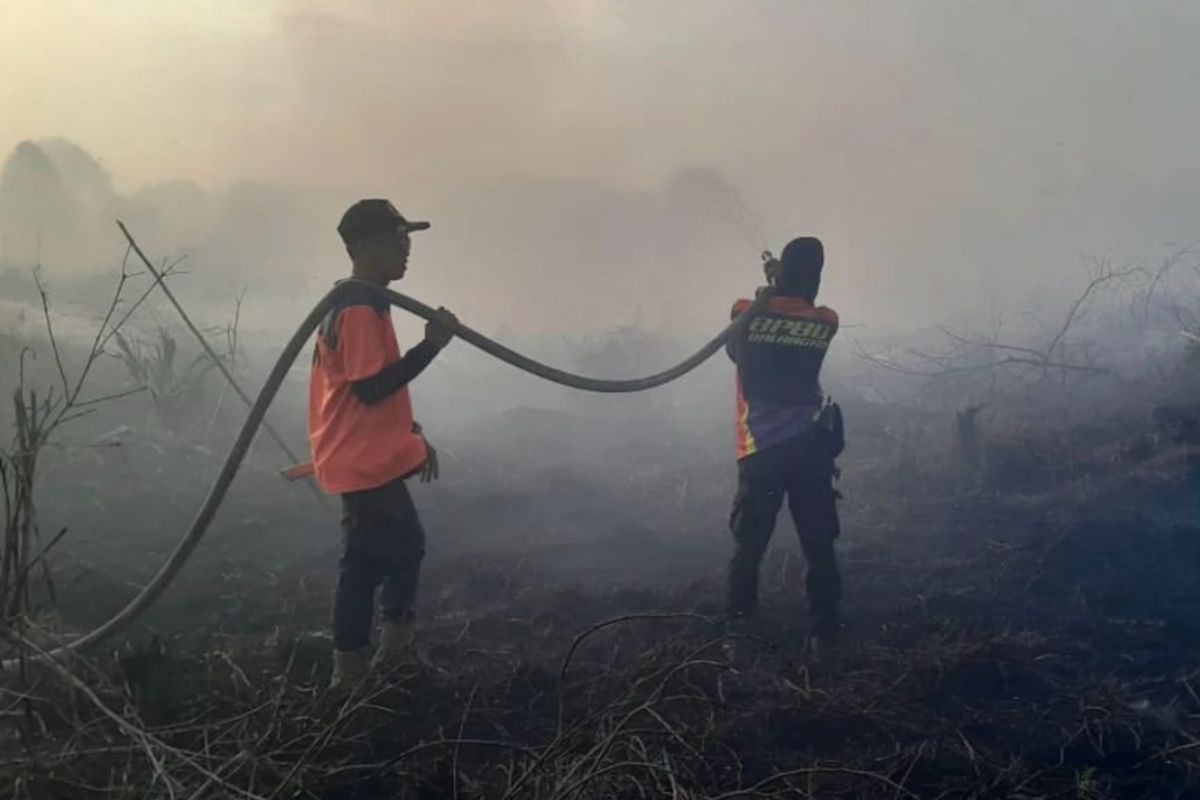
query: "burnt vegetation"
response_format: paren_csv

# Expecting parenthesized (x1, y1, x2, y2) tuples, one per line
(1, 245, 1200, 799)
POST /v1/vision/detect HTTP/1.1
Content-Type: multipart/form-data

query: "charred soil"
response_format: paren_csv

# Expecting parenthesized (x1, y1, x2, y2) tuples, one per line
(4, 406, 1200, 800)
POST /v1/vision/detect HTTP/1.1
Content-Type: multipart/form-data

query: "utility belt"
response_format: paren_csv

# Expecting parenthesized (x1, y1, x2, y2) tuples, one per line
(813, 396, 845, 459)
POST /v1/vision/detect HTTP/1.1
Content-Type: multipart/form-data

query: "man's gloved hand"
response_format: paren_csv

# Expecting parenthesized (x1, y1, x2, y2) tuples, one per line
(425, 307, 458, 350)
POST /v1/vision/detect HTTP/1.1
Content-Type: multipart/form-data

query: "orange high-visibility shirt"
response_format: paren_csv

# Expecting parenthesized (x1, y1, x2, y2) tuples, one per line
(307, 288, 427, 494)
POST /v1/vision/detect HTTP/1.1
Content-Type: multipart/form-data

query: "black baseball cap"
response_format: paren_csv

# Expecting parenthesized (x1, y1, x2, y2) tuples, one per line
(337, 199, 430, 246)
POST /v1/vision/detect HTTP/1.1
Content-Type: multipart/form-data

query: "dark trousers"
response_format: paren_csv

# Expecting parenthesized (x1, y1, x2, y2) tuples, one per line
(728, 430, 842, 621)
(333, 477, 426, 651)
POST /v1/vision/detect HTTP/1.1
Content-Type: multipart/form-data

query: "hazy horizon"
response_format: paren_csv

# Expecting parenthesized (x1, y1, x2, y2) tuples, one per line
(3, 1, 1199, 336)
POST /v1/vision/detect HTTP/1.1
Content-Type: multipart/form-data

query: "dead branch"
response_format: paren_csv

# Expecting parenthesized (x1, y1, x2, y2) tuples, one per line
(1045, 262, 1137, 360)
(17, 636, 269, 800)
(561, 613, 720, 681)
(1140, 240, 1200, 322)
(116, 221, 329, 513)
(32, 269, 69, 402)
(854, 263, 1131, 396)
(1, 256, 150, 632)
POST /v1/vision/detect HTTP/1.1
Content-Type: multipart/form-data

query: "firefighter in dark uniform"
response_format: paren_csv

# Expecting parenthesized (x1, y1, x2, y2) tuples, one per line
(726, 236, 843, 647)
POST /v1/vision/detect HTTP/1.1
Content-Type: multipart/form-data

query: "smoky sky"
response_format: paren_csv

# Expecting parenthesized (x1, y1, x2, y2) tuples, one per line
(2, 1, 1199, 335)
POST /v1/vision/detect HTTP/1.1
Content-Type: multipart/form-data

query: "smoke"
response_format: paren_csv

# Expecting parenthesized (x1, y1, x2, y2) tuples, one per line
(2, 1, 1199, 336)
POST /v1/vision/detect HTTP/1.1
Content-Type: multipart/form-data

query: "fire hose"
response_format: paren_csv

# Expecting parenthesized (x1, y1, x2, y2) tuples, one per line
(3, 227, 770, 668)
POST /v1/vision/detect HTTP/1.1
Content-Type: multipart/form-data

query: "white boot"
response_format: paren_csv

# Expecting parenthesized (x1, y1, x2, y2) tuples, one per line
(329, 649, 369, 689)
(370, 619, 415, 670)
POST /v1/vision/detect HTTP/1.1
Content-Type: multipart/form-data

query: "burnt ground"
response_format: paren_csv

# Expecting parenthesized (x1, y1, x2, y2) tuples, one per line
(4, 403, 1200, 799)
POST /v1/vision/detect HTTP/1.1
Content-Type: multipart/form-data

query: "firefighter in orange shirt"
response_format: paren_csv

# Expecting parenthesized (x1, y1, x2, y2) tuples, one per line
(309, 199, 458, 687)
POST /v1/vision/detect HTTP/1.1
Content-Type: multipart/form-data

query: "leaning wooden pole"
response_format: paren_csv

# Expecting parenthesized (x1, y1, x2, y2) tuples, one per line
(116, 221, 330, 511)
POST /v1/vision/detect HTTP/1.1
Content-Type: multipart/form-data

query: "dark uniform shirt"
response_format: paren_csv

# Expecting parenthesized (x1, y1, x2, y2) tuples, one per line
(730, 293, 839, 460)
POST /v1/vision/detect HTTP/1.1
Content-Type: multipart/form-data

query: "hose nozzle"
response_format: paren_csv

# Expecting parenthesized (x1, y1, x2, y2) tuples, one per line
(761, 249, 781, 287)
